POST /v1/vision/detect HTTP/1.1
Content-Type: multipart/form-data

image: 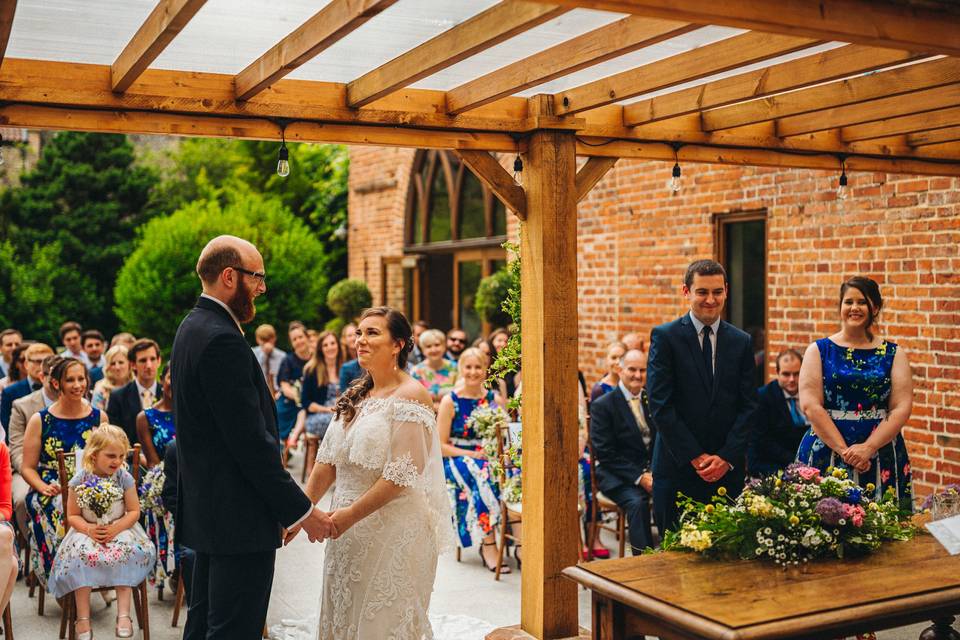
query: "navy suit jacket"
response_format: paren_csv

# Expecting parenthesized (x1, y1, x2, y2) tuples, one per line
(647, 314, 758, 490)
(748, 380, 807, 477)
(1, 378, 32, 432)
(107, 380, 159, 447)
(589, 386, 657, 495)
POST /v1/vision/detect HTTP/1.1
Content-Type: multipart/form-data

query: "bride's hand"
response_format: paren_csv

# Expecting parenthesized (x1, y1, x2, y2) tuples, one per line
(329, 508, 357, 539)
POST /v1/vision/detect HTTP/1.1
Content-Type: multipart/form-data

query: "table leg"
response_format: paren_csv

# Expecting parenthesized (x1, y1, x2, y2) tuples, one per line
(592, 592, 624, 640)
(919, 617, 960, 640)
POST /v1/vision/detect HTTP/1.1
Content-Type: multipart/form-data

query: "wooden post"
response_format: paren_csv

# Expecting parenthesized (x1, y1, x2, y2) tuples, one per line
(519, 125, 580, 639)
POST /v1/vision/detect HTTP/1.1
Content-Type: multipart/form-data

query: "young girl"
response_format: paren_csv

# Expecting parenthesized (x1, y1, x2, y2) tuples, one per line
(48, 425, 156, 639)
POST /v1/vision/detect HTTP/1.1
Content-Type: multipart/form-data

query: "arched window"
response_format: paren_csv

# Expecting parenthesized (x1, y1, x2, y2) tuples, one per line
(404, 150, 509, 337)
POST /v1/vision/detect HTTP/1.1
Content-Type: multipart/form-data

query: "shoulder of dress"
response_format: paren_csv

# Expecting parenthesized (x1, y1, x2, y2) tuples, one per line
(389, 397, 437, 429)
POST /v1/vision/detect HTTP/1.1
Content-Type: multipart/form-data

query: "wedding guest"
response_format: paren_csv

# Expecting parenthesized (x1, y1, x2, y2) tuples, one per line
(253, 323, 285, 399)
(340, 322, 358, 362)
(339, 357, 363, 395)
(590, 349, 657, 554)
(472, 337, 491, 359)
(437, 347, 505, 572)
(0, 341, 30, 392)
(1, 342, 54, 432)
(91, 344, 133, 411)
(0, 329, 22, 380)
(81, 330, 107, 371)
(622, 332, 644, 353)
(161, 439, 195, 603)
(277, 322, 311, 443)
(409, 320, 430, 365)
(110, 332, 137, 350)
(797, 277, 913, 509)
(59, 321, 85, 360)
(22, 357, 106, 587)
(107, 338, 161, 446)
(49, 425, 154, 639)
(0, 440, 19, 618)
(647, 260, 758, 532)
(300, 331, 342, 440)
(590, 341, 627, 403)
(748, 349, 808, 477)
(412, 329, 458, 409)
(488, 328, 516, 397)
(445, 328, 468, 362)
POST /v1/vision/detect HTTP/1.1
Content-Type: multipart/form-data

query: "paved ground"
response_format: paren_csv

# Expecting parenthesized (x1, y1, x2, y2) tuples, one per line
(6, 447, 940, 638)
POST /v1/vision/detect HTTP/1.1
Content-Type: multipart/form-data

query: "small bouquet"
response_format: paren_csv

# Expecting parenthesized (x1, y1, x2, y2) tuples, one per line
(139, 463, 166, 515)
(470, 406, 523, 502)
(74, 474, 124, 525)
(661, 463, 914, 566)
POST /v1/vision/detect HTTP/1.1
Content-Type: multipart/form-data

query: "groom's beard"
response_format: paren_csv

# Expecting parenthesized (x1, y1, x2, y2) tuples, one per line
(228, 279, 256, 324)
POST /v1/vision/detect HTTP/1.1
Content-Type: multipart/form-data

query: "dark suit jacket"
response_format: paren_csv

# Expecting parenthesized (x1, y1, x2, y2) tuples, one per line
(171, 296, 310, 554)
(1, 378, 33, 432)
(161, 440, 179, 523)
(647, 314, 758, 492)
(107, 380, 159, 446)
(747, 380, 807, 477)
(589, 386, 657, 495)
(339, 359, 363, 391)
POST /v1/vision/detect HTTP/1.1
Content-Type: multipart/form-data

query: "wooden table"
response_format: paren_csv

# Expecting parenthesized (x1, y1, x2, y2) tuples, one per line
(563, 535, 960, 640)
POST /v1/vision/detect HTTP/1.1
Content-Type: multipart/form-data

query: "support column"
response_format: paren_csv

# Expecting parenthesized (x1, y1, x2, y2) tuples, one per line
(519, 126, 580, 639)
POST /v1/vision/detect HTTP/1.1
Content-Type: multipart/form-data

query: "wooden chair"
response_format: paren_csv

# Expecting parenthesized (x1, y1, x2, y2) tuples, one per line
(493, 423, 522, 581)
(171, 570, 185, 627)
(584, 417, 628, 559)
(3, 602, 13, 639)
(300, 434, 320, 483)
(56, 446, 151, 640)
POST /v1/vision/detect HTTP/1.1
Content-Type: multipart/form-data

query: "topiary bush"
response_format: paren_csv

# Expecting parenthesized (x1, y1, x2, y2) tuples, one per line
(475, 267, 513, 329)
(326, 278, 372, 324)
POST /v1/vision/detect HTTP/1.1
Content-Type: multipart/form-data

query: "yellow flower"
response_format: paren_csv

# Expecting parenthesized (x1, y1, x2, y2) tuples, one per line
(866, 483, 876, 492)
(868, 502, 880, 511)
(717, 486, 727, 496)
(680, 527, 713, 552)
(789, 515, 800, 525)
(705, 504, 715, 514)
(775, 478, 783, 487)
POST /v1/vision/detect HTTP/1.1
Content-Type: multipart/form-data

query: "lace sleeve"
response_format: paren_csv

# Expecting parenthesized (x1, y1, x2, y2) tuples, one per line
(315, 417, 345, 466)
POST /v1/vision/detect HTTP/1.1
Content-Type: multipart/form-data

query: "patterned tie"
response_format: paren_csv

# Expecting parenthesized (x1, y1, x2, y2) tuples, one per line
(788, 396, 805, 427)
(628, 396, 651, 445)
(701, 325, 714, 386)
(141, 387, 154, 409)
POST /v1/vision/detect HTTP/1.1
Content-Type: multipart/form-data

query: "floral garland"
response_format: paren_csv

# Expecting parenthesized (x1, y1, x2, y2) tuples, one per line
(139, 463, 166, 515)
(471, 406, 522, 503)
(75, 474, 124, 525)
(662, 463, 914, 566)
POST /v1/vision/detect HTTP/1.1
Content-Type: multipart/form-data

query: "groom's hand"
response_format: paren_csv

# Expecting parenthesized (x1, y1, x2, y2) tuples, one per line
(301, 507, 338, 543)
(282, 524, 302, 546)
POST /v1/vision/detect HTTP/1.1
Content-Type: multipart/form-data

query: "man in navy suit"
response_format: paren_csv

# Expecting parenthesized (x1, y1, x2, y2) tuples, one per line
(1, 342, 53, 434)
(589, 349, 657, 554)
(748, 349, 808, 477)
(647, 259, 758, 533)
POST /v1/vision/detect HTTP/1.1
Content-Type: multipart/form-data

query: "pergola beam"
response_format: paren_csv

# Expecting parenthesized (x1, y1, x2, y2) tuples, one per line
(445, 16, 695, 115)
(776, 84, 960, 137)
(454, 150, 527, 219)
(908, 125, 960, 147)
(111, 0, 207, 93)
(575, 157, 617, 201)
(624, 45, 927, 126)
(0, 0, 16, 66)
(235, 0, 398, 101)
(841, 106, 960, 142)
(555, 31, 820, 115)
(527, 0, 960, 57)
(346, 1, 569, 108)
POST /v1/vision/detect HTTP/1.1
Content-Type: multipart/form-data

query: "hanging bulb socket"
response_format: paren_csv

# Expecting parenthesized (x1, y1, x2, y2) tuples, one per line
(836, 158, 848, 201)
(277, 141, 290, 178)
(668, 162, 682, 193)
(512, 154, 523, 178)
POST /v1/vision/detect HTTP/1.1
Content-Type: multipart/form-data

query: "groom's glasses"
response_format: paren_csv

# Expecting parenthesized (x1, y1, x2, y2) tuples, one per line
(232, 266, 267, 285)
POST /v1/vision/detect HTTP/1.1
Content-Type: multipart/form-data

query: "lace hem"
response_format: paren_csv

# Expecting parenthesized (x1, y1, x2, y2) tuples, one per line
(382, 453, 419, 487)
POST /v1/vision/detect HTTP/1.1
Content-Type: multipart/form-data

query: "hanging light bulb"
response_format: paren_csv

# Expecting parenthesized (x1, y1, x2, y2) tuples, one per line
(668, 161, 682, 193)
(276, 141, 290, 178)
(512, 153, 523, 182)
(836, 158, 848, 201)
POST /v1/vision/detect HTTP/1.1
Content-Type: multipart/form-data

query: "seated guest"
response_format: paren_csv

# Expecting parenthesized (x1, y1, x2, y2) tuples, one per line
(252, 323, 285, 399)
(408, 320, 430, 365)
(91, 345, 133, 411)
(107, 338, 161, 446)
(590, 341, 627, 403)
(1, 342, 54, 433)
(412, 329, 458, 409)
(22, 357, 106, 588)
(277, 322, 311, 443)
(300, 331, 342, 440)
(59, 321, 85, 360)
(0, 440, 19, 616)
(488, 328, 517, 398)
(81, 329, 107, 373)
(0, 341, 30, 392)
(748, 349, 808, 477)
(340, 322, 358, 362)
(445, 328, 469, 362)
(161, 439, 194, 604)
(589, 349, 657, 554)
(437, 348, 506, 572)
(109, 333, 137, 350)
(0, 329, 22, 380)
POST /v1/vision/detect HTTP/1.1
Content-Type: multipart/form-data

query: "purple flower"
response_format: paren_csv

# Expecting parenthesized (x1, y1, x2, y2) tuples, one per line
(816, 497, 845, 526)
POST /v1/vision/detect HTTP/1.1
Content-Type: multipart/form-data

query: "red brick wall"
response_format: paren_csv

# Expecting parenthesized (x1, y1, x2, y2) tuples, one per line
(349, 147, 960, 498)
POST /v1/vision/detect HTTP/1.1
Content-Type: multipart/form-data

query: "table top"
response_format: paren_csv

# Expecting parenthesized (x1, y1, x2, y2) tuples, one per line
(564, 535, 960, 639)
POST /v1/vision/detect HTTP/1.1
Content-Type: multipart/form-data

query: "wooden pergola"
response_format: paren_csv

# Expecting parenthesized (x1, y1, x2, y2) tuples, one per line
(2, 1, 959, 638)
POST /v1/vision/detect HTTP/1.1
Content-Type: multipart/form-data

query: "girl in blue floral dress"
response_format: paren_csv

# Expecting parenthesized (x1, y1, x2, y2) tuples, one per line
(437, 348, 505, 571)
(797, 277, 914, 511)
(21, 357, 106, 588)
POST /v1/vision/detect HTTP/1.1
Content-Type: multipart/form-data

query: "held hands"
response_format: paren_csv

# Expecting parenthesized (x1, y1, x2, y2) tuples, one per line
(40, 483, 61, 497)
(88, 523, 118, 545)
(298, 507, 339, 544)
(841, 443, 876, 473)
(692, 453, 731, 483)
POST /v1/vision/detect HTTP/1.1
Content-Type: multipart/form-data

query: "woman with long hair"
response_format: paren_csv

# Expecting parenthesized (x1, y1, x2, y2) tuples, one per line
(301, 331, 343, 440)
(91, 344, 133, 411)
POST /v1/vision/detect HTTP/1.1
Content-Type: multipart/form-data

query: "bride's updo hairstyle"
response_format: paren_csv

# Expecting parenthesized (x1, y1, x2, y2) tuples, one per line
(839, 276, 883, 340)
(335, 306, 414, 424)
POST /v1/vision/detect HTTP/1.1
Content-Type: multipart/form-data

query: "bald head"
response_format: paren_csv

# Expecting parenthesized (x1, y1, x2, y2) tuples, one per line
(620, 348, 648, 395)
(197, 235, 259, 286)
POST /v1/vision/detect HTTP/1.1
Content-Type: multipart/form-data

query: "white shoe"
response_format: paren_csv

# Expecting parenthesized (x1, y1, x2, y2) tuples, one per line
(75, 616, 93, 640)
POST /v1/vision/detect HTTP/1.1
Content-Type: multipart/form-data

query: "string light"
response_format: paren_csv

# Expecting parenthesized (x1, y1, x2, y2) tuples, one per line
(836, 156, 848, 202)
(668, 143, 682, 193)
(276, 125, 290, 178)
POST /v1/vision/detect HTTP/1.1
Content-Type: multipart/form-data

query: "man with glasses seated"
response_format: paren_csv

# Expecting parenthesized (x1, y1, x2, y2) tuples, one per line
(747, 349, 808, 477)
(1, 342, 54, 437)
(445, 328, 469, 363)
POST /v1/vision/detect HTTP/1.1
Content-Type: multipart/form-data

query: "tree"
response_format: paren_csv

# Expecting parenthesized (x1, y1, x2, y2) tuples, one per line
(324, 279, 372, 335)
(0, 131, 157, 337)
(114, 190, 331, 350)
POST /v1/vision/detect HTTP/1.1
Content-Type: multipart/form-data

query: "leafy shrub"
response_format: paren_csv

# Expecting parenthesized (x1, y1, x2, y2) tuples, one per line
(326, 279, 372, 323)
(475, 268, 513, 329)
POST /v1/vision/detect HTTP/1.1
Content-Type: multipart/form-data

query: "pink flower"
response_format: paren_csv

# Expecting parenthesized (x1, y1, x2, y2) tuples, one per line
(881, 469, 891, 483)
(851, 505, 866, 527)
(841, 503, 855, 518)
(903, 463, 911, 476)
(797, 466, 821, 481)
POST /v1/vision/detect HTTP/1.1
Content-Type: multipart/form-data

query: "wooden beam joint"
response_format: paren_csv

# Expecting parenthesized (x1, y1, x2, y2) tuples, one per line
(455, 149, 527, 220)
(575, 157, 618, 201)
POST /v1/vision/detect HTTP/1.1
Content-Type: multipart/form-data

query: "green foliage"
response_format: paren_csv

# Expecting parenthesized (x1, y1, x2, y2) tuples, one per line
(326, 279, 372, 322)
(114, 190, 330, 350)
(324, 316, 348, 337)
(474, 267, 513, 328)
(0, 131, 159, 337)
(488, 242, 521, 410)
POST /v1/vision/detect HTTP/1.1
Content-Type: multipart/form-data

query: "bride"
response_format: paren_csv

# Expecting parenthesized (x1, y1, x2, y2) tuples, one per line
(292, 306, 453, 639)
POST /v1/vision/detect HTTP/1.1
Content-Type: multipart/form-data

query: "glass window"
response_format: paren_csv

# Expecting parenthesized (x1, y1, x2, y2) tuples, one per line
(459, 170, 486, 239)
(722, 216, 766, 386)
(428, 164, 451, 243)
(492, 195, 507, 237)
(457, 260, 483, 341)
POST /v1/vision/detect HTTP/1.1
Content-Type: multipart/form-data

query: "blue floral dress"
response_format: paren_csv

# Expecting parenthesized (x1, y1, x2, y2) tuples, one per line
(442, 391, 502, 548)
(47, 468, 155, 598)
(796, 339, 912, 510)
(24, 408, 100, 587)
(143, 408, 176, 586)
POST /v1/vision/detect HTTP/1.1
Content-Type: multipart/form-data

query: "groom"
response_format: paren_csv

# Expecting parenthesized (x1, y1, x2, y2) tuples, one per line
(172, 235, 336, 639)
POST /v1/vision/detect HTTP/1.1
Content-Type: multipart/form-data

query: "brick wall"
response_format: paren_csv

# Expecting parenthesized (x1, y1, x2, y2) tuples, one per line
(348, 147, 960, 498)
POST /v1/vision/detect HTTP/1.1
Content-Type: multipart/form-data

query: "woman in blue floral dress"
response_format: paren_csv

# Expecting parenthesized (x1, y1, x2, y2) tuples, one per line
(797, 277, 913, 510)
(437, 348, 505, 571)
(135, 364, 176, 586)
(21, 357, 106, 587)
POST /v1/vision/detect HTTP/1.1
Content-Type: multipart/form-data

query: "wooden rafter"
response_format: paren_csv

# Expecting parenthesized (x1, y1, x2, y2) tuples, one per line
(235, 0, 397, 101)
(346, 1, 569, 108)
(445, 16, 696, 115)
(0, 0, 16, 66)
(527, 0, 960, 57)
(454, 150, 527, 220)
(777, 84, 960, 137)
(841, 105, 960, 142)
(703, 57, 960, 131)
(111, 0, 207, 92)
(554, 31, 820, 115)
(575, 157, 617, 201)
(908, 126, 960, 147)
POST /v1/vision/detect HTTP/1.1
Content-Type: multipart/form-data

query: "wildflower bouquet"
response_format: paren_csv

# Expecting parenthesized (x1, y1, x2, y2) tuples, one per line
(661, 463, 914, 566)
(472, 406, 522, 502)
(75, 474, 124, 525)
(139, 463, 166, 515)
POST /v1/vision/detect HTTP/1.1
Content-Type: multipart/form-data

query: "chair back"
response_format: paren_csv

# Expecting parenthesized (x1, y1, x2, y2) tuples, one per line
(494, 423, 519, 495)
(56, 444, 142, 535)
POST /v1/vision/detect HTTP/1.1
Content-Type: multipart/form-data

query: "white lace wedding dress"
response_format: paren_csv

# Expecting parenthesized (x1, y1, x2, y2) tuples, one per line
(311, 396, 455, 640)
